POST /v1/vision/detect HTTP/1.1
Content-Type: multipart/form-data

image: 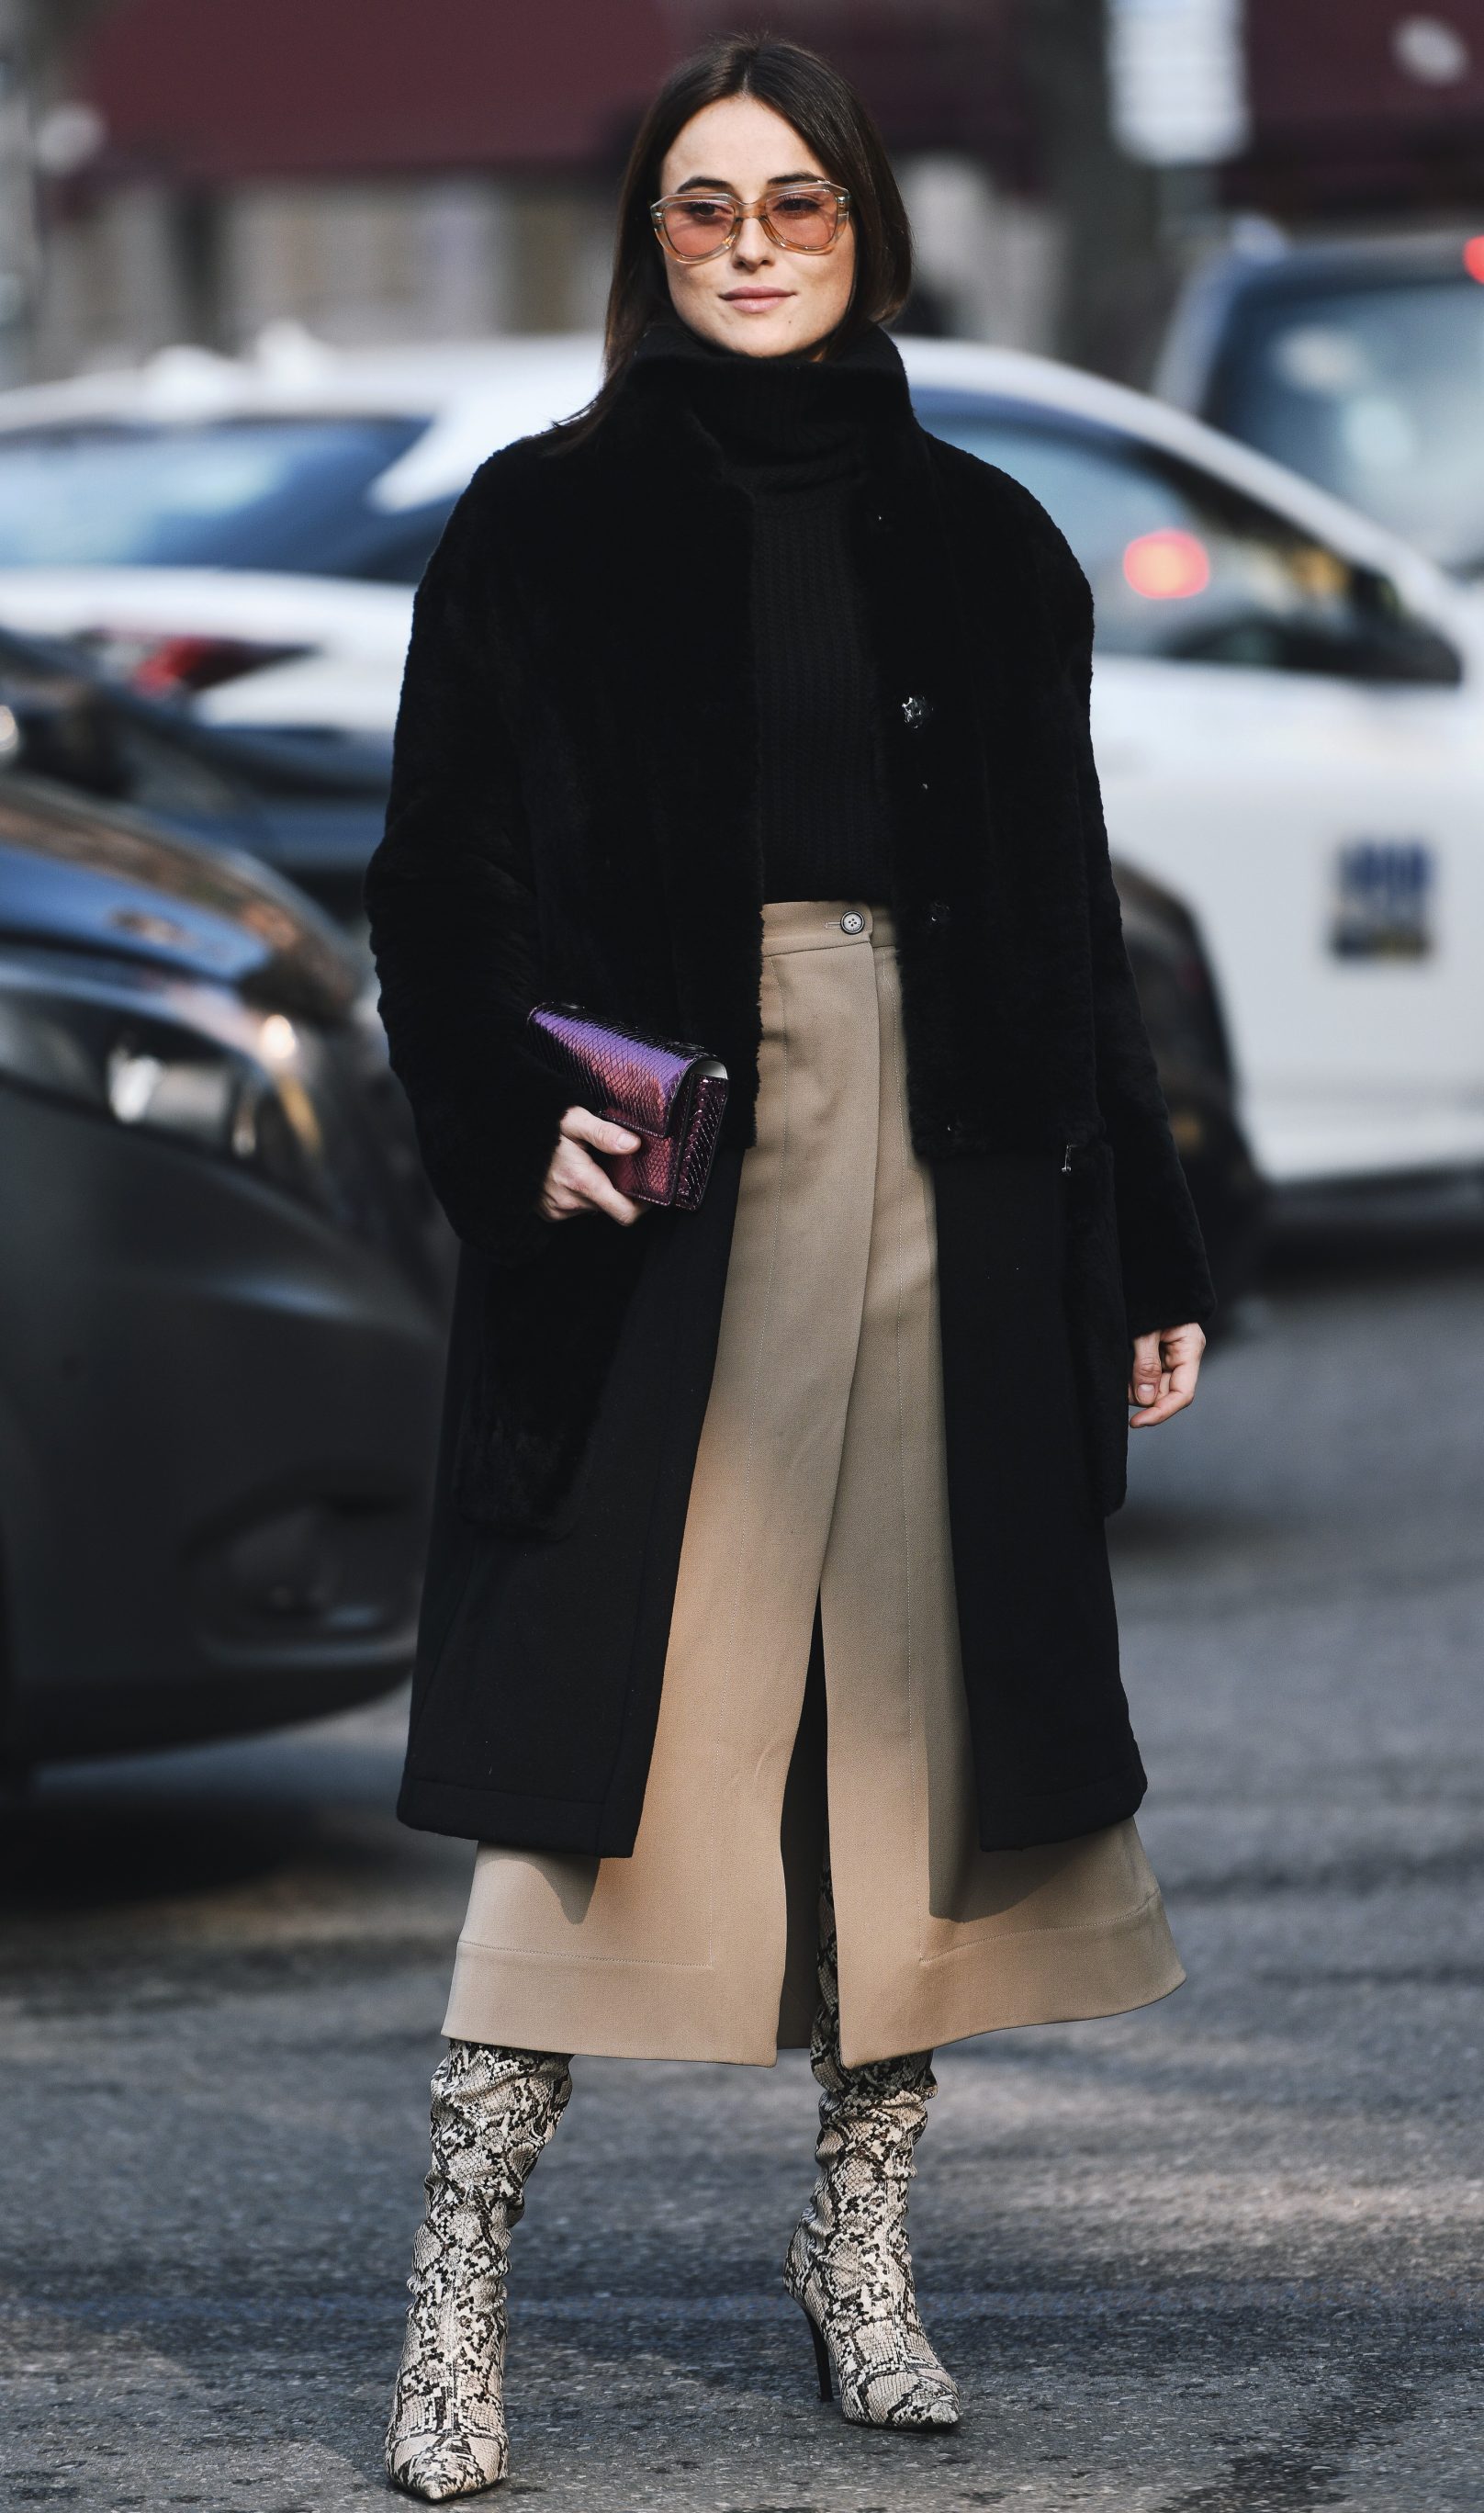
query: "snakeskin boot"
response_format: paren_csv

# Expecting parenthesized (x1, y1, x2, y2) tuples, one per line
(386, 2039, 572, 2501)
(783, 1872, 961, 2428)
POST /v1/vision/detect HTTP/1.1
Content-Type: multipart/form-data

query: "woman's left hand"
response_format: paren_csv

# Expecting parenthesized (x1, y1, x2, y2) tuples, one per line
(1129, 1322, 1206, 1427)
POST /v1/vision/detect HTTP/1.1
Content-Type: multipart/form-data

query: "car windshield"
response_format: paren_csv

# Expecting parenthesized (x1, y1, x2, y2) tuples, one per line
(1204, 273, 1484, 576)
(0, 414, 448, 580)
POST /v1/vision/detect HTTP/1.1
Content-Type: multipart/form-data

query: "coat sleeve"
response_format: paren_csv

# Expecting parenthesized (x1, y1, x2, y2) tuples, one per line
(1050, 537, 1217, 1337)
(363, 474, 573, 1262)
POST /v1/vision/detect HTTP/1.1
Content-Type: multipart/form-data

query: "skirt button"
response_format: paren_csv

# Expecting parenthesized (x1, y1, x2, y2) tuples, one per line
(839, 909, 865, 934)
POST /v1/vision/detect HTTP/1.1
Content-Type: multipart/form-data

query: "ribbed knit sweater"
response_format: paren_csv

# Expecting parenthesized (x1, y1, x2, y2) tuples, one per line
(638, 321, 894, 907)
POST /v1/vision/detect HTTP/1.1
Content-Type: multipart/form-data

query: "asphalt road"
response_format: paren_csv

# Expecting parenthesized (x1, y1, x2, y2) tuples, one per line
(4, 1226, 1482, 2513)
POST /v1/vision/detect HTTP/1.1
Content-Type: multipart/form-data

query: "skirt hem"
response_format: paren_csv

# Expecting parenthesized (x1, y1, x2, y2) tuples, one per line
(440, 1886, 1186, 2068)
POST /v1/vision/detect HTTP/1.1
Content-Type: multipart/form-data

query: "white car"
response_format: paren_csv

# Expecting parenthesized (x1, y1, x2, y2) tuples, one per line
(0, 326, 1480, 1192)
(0, 331, 605, 735)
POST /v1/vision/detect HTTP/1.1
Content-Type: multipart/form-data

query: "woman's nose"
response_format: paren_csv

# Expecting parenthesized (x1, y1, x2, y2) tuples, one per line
(732, 212, 773, 265)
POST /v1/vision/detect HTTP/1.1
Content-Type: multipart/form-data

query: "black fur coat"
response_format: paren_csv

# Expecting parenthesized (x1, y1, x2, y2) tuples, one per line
(365, 323, 1215, 1855)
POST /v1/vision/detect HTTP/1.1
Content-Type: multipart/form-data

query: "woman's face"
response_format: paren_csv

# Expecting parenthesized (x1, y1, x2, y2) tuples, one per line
(656, 95, 857, 359)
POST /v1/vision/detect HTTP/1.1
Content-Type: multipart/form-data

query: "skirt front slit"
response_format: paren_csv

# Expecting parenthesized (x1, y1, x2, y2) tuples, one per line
(443, 899, 1184, 2067)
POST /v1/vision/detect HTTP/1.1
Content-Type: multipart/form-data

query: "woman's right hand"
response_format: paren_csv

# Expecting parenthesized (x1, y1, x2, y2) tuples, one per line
(538, 1106, 647, 1226)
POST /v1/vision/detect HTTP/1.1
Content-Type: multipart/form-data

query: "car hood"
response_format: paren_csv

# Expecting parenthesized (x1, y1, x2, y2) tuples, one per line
(0, 773, 360, 1020)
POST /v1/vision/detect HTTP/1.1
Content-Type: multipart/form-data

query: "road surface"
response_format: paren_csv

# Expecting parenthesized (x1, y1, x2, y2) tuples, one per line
(3, 1228, 1481, 2510)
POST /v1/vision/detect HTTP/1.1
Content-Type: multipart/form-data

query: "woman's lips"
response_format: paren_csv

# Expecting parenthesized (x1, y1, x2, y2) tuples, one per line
(723, 289, 792, 308)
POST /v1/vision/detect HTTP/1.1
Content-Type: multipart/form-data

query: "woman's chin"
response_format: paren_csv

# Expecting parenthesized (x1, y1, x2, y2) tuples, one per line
(716, 308, 832, 357)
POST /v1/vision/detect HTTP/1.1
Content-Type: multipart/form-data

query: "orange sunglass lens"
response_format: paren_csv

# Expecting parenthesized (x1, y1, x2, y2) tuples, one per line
(765, 192, 838, 248)
(660, 199, 736, 256)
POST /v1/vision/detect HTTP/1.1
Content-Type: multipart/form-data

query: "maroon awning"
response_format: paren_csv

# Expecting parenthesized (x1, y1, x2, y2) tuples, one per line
(1250, 0, 1484, 136)
(1244, 0, 1484, 211)
(78, 0, 673, 180)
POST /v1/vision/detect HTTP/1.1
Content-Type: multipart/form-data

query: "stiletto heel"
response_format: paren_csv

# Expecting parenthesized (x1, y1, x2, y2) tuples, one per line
(804, 2305, 833, 2402)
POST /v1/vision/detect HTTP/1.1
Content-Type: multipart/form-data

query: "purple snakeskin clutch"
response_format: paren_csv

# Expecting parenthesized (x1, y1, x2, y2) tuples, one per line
(525, 1001, 729, 1210)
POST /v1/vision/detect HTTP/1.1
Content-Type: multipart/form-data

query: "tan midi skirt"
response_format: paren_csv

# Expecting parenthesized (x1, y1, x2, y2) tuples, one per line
(444, 898, 1184, 2068)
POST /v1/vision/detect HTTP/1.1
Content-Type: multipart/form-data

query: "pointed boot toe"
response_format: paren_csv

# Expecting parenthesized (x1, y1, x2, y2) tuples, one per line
(809, 2302, 961, 2431)
(851, 2358, 961, 2430)
(388, 2428, 508, 2500)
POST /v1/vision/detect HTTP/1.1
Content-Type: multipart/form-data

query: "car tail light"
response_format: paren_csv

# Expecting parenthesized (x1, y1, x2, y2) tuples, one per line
(75, 628, 308, 698)
(1464, 236, 1484, 285)
(1122, 529, 1211, 601)
(126, 632, 308, 697)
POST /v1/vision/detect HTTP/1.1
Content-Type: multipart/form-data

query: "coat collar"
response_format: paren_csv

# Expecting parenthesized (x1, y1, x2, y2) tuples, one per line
(608, 314, 917, 480)
(624, 310, 912, 386)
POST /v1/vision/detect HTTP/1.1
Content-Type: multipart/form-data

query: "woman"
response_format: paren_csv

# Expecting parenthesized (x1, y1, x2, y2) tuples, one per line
(366, 31, 1212, 2502)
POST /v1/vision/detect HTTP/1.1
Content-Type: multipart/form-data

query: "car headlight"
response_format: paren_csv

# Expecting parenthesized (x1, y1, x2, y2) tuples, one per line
(0, 953, 360, 1220)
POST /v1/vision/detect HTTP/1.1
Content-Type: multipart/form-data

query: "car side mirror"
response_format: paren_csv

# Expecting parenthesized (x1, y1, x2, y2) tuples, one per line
(1349, 571, 1463, 688)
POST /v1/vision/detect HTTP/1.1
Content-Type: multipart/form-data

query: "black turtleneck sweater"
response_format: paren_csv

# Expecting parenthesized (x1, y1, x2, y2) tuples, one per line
(637, 321, 894, 907)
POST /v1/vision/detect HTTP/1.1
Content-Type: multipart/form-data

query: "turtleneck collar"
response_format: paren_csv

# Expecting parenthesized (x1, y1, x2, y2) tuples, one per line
(624, 313, 914, 486)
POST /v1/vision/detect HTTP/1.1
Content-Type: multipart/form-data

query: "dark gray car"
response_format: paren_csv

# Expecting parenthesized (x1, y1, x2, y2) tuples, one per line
(0, 774, 448, 1775)
(1157, 228, 1484, 580)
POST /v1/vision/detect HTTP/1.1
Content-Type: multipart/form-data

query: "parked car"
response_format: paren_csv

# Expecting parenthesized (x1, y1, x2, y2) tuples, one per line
(0, 772, 449, 1776)
(0, 619, 388, 924)
(0, 331, 1476, 1192)
(0, 331, 596, 735)
(1155, 227, 1484, 580)
(903, 338, 1484, 1196)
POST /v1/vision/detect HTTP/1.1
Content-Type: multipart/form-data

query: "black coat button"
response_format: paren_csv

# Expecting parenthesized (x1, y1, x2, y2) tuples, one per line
(927, 898, 951, 929)
(901, 693, 932, 729)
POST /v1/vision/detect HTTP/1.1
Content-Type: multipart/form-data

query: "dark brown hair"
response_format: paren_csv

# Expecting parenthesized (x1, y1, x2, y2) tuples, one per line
(556, 31, 912, 440)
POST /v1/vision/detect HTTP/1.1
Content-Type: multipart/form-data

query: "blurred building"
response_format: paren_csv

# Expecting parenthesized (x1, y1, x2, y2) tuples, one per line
(23, 0, 1056, 371)
(15, 0, 1484, 381)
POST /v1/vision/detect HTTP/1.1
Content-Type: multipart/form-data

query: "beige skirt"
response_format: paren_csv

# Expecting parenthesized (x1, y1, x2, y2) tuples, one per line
(444, 897, 1184, 2068)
